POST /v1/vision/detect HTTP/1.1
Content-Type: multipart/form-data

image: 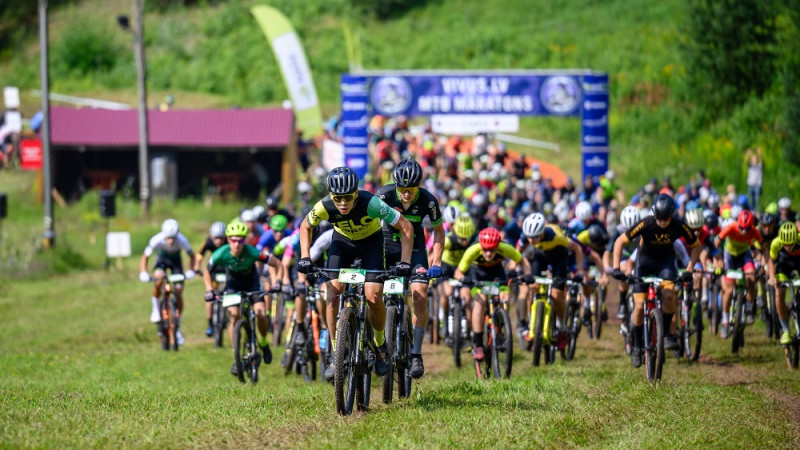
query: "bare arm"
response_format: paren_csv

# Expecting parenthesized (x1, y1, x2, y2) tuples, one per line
(299, 217, 314, 259)
(392, 215, 414, 264)
(430, 223, 446, 266)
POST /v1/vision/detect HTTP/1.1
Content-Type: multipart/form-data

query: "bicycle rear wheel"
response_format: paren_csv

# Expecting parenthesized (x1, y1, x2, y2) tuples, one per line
(398, 308, 412, 397)
(213, 301, 226, 348)
(688, 297, 703, 361)
(490, 307, 513, 378)
(382, 305, 397, 404)
(532, 301, 545, 367)
(334, 307, 357, 415)
(452, 301, 462, 368)
(233, 319, 248, 383)
(645, 307, 664, 382)
(565, 300, 580, 361)
(732, 291, 745, 354)
(593, 287, 603, 340)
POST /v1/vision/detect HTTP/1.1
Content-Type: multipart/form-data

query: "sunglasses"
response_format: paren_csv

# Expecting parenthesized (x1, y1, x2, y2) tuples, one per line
(397, 187, 418, 195)
(331, 193, 356, 204)
(228, 237, 245, 244)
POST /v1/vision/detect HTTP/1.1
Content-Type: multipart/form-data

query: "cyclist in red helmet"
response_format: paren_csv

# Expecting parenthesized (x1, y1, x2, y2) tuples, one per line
(453, 227, 532, 362)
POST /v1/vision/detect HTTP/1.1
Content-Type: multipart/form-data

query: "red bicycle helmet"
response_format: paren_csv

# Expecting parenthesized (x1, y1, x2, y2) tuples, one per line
(478, 227, 502, 250)
(738, 209, 754, 229)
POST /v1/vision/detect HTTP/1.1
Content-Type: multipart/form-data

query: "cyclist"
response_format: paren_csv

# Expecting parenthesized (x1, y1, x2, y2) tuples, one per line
(612, 193, 700, 368)
(576, 223, 611, 324)
(139, 218, 196, 346)
(376, 157, 445, 379)
(194, 221, 227, 337)
(778, 197, 797, 225)
(454, 227, 532, 362)
(203, 221, 281, 375)
(256, 214, 291, 334)
(296, 167, 414, 382)
(713, 209, 763, 336)
(439, 214, 477, 346)
(517, 212, 585, 350)
(604, 205, 640, 320)
(767, 222, 800, 345)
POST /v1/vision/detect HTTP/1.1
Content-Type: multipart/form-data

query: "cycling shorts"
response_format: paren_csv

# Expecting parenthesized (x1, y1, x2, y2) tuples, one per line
(441, 262, 457, 280)
(633, 253, 677, 294)
(153, 254, 184, 274)
(723, 249, 755, 277)
(466, 264, 507, 285)
(386, 241, 429, 284)
(223, 271, 263, 304)
(775, 252, 800, 279)
(526, 246, 568, 289)
(327, 231, 385, 283)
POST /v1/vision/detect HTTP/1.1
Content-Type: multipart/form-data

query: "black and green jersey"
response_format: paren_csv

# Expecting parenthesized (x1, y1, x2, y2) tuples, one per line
(376, 184, 442, 249)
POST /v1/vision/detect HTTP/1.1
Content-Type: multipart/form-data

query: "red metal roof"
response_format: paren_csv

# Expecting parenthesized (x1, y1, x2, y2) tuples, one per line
(49, 106, 294, 148)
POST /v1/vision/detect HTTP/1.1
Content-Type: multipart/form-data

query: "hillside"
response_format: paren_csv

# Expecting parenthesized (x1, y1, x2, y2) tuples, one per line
(1, 0, 797, 199)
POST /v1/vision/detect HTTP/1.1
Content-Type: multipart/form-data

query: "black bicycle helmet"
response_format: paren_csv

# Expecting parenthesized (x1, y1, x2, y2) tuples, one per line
(326, 167, 359, 194)
(760, 212, 777, 226)
(393, 157, 423, 188)
(587, 224, 610, 246)
(704, 214, 718, 229)
(652, 193, 675, 221)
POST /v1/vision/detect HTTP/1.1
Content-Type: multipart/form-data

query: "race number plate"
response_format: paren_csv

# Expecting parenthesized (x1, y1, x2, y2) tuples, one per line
(214, 273, 227, 283)
(535, 277, 554, 286)
(222, 293, 241, 307)
(448, 279, 462, 287)
(642, 277, 664, 285)
(168, 274, 185, 283)
(339, 268, 367, 284)
(793, 279, 800, 287)
(726, 270, 744, 280)
(383, 278, 405, 295)
(481, 284, 500, 296)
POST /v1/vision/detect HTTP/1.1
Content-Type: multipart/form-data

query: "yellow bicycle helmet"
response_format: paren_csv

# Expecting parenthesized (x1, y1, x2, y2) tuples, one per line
(225, 221, 248, 237)
(779, 222, 798, 244)
(453, 214, 476, 239)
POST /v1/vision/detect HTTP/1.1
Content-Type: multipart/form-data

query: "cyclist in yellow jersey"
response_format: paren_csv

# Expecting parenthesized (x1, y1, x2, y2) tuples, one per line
(438, 214, 477, 345)
(296, 167, 414, 382)
(454, 227, 532, 362)
(767, 222, 800, 344)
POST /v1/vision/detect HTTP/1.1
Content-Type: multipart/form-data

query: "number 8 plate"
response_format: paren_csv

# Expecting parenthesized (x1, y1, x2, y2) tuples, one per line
(383, 278, 405, 295)
(338, 268, 367, 284)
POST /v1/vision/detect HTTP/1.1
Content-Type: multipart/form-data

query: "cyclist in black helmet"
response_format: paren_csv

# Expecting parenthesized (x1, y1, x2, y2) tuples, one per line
(296, 166, 414, 382)
(376, 157, 446, 379)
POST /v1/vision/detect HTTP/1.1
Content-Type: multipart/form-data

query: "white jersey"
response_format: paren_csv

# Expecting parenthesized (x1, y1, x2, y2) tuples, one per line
(143, 232, 194, 258)
(310, 229, 333, 262)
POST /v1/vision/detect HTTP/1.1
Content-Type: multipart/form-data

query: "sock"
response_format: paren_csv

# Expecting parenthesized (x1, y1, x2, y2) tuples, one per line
(208, 318, 213, 327)
(701, 288, 708, 302)
(722, 312, 730, 323)
(151, 296, 159, 310)
(662, 312, 673, 334)
(555, 318, 562, 330)
(259, 335, 268, 348)
(373, 327, 385, 347)
(473, 331, 484, 347)
(780, 318, 789, 331)
(619, 291, 627, 309)
(412, 326, 425, 354)
(633, 325, 644, 348)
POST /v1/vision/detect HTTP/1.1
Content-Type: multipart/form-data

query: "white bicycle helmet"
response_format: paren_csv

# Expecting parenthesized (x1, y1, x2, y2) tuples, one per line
(620, 206, 640, 229)
(684, 208, 704, 230)
(442, 205, 460, 224)
(209, 221, 226, 239)
(161, 218, 179, 238)
(575, 201, 593, 221)
(779, 197, 792, 209)
(240, 209, 256, 222)
(522, 213, 547, 238)
(729, 204, 742, 220)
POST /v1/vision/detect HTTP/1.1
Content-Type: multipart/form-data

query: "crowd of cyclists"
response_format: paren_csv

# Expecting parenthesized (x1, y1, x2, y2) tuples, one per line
(137, 116, 800, 387)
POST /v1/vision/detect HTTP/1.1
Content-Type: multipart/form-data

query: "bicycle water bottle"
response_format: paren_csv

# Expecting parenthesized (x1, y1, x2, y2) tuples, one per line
(320, 328, 329, 351)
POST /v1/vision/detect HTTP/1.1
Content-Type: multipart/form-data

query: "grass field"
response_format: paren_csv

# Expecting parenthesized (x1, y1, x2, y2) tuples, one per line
(1, 255, 799, 447)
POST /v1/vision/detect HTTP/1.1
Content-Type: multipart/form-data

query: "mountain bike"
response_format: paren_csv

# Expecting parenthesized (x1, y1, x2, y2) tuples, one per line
(382, 275, 412, 403)
(563, 278, 584, 361)
(270, 281, 288, 347)
(705, 270, 722, 336)
(444, 279, 470, 368)
(223, 289, 266, 384)
(426, 280, 440, 345)
(776, 278, 800, 369)
(624, 275, 668, 382)
(210, 273, 228, 348)
(154, 273, 184, 351)
(676, 270, 703, 361)
(584, 275, 603, 340)
(726, 269, 747, 354)
(470, 280, 513, 379)
(529, 276, 557, 367)
(619, 289, 635, 356)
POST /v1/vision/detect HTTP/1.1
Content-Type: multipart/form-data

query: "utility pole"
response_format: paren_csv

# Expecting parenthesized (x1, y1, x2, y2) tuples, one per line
(38, 0, 55, 248)
(134, 0, 150, 216)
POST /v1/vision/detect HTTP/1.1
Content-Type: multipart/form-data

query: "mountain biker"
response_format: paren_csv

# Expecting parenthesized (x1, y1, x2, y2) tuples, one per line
(139, 218, 196, 346)
(612, 194, 700, 368)
(604, 205, 640, 320)
(194, 221, 227, 337)
(203, 221, 281, 376)
(767, 222, 800, 345)
(376, 157, 445, 379)
(296, 167, 414, 382)
(454, 227, 532, 362)
(576, 223, 611, 324)
(439, 214, 477, 346)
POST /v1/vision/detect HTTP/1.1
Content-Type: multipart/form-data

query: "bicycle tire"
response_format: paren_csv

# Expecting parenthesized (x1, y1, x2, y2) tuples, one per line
(490, 307, 513, 378)
(710, 280, 720, 336)
(452, 301, 462, 368)
(427, 289, 437, 345)
(168, 297, 179, 351)
(213, 301, 226, 348)
(565, 300, 579, 361)
(593, 286, 603, 340)
(273, 294, 285, 348)
(157, 296, 169, 351)
(233, 319, 248, 383)
(283, 327, 297, 377)
(732, 290, 745, 354)
(334, 307, 357, 415)
(689, 296, 703, 361)
(769, 285, 780, 341)
(645, 306, 664, 382)
(382, 305, 397, 404)
(545, 307, 556, 365)
(788, 307, 800, 369)
(356, 369, 370, 412)
(532, 301, 545, 367)
(398, 308, 412, 397)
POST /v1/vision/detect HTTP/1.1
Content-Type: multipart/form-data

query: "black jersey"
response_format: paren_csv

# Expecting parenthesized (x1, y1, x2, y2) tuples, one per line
(376, 184, 443, 249)
(625, 215, 697, 259)
(199, 236, 223, 256)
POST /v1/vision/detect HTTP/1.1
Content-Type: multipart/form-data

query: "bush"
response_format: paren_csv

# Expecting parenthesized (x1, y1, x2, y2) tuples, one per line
(51, 18, 126, 77)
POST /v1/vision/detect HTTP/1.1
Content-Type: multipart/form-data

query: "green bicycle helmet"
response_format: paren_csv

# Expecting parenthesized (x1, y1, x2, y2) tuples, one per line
(269, 214, 288, 232)
(225, 221, 248, 237)
(453, 214, 476, 239)
(779, 222, 798, 244)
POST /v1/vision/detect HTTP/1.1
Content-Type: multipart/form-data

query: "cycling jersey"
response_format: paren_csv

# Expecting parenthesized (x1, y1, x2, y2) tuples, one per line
(607, 224, 639, 258)
(717, 222, 762, 256)
(376, 184, 442, 249)
(255, 229, 284, 253)
(516, 225, 571, 253)
(207, 244, 263, 276)
(457, 242, 522, 273)
(769, 233, 800, 261)
(625, 216, 698, 259)
(442, 232, 475, 267)
(306, 190, 400, 240)
(577, 228, 606, 254)
(144, 232, 194, 259)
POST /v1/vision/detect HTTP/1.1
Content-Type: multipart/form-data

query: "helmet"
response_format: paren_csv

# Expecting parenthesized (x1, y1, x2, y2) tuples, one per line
(575, 201, 593, 221)
(587, 224, 610, 246)
(522, 213, 547, 238)
(326, 167, 359, 194)
(708, 194, 720, 208)
(161, 219, 179, 238)
(453, 214, 476, 239)
(738, 194, 749, 208)
(393, 158, 423, 188)
(252, 205, 266, 221)
(442, 205, 460, 224)
(779, 222, 798, 243)
(652, 194, 675, 220)
(779, 197, 792, 209)
(225, 221, 248, 237)
(639, 207, 653, 218)
(704, 214, 718, 229)
(209, 221, 226, 239)
(471, 193, 487, 207)
(269, 214, 288, 232)
(684, 208, 704, 230)
(240, 209, 256, 222)
(297, 181, 312, 195)
(478, 227, 501, 250)
(620, 206, 640, 229)
(760, 212, 777, 226)
(729, 204, 742, 220)
(737, 209, 754, 229)
(765, 202, 779, 214)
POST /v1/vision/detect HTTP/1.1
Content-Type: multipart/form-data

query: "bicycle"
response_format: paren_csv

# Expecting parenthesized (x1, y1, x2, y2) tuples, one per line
(623, 275, 669, 382)
(382, 275, 413, 403)
(619, 289, 635, 356)
(222, 288, 266, 384)
(726, 269, 747, 354)
(584, 272, 604, 340)
(210, 273, 228, 348)
(270, 281, 288, 348)
(705, 270, 722, 337)
(529, 275, 557, 367)
(676, 270, 703, 361)
(154, 273, 184, 351)
(426, 280, 440, 345)
(563, 278, 584, 361)
(469, 280, 513, 379)
(776, 278, 800, 369)
(444, 279, 470, 368)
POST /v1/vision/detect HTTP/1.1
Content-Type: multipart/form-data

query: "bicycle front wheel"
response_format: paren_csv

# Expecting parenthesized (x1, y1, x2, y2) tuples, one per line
(593, 286, 604, 340)
(732, 291, 745, 354)
(398, 308, 412, 397)
(688, 297, 703, 361)
(645, 307, 665, 382)
(233, 319, 248, 383)
(564, 300, 580, 361)
(491, 307, 513, 378)
(382, 305, 398, 405)
(168, 297, 179, 351)
(452, 301, 463, 368)
(532, 301, 545, 367)
(213, 301, 226, 348)
(334, 307, 357, 415)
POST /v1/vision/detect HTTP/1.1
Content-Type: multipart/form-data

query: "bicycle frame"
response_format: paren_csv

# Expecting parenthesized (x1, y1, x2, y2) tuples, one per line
(156, 273, 184, 351)
(223, 289, 264, 384)
(726, 269, 747, 353)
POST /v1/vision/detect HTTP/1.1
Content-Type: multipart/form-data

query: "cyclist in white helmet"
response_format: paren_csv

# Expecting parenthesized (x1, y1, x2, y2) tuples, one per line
(604, 206, 641, 320)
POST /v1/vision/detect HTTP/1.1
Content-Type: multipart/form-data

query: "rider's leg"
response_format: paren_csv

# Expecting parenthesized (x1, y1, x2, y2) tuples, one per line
(326, 280, 341, 347)
(472, 293, 486, 347)
(228, 305, 240, 349)
(721, 278, 733, 323)
(364, 282, 387, 346)
(411, 281, 428, 354)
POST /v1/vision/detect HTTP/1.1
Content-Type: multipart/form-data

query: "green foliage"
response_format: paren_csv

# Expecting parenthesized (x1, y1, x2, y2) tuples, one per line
(350, 0, 428, 20)
(51, 17, 127, 78)
(780, 0, 800, 166)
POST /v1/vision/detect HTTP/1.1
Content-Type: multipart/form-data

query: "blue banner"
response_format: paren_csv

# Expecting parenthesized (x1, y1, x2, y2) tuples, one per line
(368, 74, 583, 117)
(340, 75, 369, 180)
(580, 74, 609, 180)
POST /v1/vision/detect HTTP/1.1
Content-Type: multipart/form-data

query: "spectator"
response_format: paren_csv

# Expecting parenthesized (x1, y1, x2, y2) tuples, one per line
(745, 147, 763, 210)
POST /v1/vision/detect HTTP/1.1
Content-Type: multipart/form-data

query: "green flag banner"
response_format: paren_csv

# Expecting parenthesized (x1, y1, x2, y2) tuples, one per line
(251, 6, 324, 136)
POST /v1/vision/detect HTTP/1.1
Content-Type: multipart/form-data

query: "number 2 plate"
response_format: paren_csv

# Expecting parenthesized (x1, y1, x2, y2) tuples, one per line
(222, 293, 241, 307)
(338, 268, 367, 284)
(383, 278, 405, 295)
